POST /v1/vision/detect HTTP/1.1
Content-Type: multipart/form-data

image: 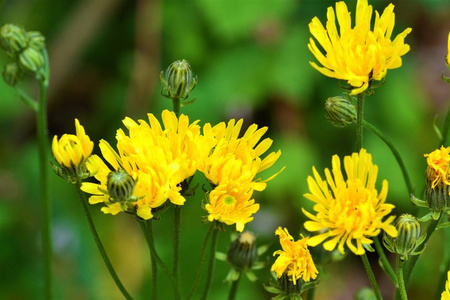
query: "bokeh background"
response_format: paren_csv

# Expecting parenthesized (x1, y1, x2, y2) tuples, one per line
(0, 0, 449, 299)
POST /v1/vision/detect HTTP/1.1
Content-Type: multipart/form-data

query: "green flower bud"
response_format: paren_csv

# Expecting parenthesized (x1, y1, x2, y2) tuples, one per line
(107, 169, 135, 203)
(0, 24, 28, 54)
(19, 46, 44, 73)
(160, 59, 197, 100)
(425, 182, 450, 213)
(278, 273, 302, 297)
(384, 214, 424, 260)
(227, 231, 257, 272)
(325, 96, 356, 128)
(27, 31, 46, 51)
(2, 62, 24, 86)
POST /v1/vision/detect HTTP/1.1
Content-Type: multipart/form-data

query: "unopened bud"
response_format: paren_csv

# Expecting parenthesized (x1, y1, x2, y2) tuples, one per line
(0, 24, 28, 54)
(107, 169, 135, 203)
(2, 62, 24, 86)
(325, 96, 356, 128)
(27, 31, 45, 51)
(19, 46, 44, 73)
(227, 231, 257, 271)
(160, 59, 197, 99)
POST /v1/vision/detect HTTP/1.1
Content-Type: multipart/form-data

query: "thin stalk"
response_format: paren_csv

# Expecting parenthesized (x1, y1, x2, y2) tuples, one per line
(374, 237, 398, 286)
(173, 205, 181, 295)
(187, 223, 215, 300)
(37, 78, 52, 300)
(172, 98, 181, 117)
(15, 87, 38, 111)
(201, 227, 220, 300)
(356, 93, 365, 150)
(139, 219, 180, 300)
(363, 120, 413, 194)
(75, 182, 132, 300)
(396, 256, 408, 300)
(228, 272, 242, 300)
(147, 221, 157, 300)
(361, 253, 383, 300)
(306, 287, 316, 300)
(441, 104, 450, 146)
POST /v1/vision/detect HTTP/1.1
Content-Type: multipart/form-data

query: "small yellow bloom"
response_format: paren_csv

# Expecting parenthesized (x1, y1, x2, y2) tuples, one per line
(425, 146, 450, 189)
(308, 0, 411, 95)
(442, 271, 450, 300)
(302, 149, 397, 255)
(447, 31, 450, 67)
(271, 227, 318, 285)
(52, 119, 93, 169)
(206, 179, 259, 232)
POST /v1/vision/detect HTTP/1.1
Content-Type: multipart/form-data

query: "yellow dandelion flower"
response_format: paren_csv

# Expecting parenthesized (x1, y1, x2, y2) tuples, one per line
(52, 118, 93, 169)
(425, 146, 450, 189)
(200, 118, 283, 190)
(206, 179, 259, 232)
(442, 271, 450, 300)
(271, 227, 318, 285)
(447, 31, 450, 67)
(308, 0, 411, 95)
(302, 149, 397, 255)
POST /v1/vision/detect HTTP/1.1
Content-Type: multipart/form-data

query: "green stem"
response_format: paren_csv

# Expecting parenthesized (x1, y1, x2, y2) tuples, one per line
(172, 98, 181, 117)
(147, 221, 157, 300)
(306, 287, 316, 300)
(187, 223, 215, 300)
(75, 182, 132, 300)
(173, 205, 181, 295)
(201, 227, 219, 300)
(404, 215, 442, 285)
(37, 78, 52, 300)
(15, 87, 38, 110)
(139, 219, 180, 300)
(356, 93, 365, 150)
(228, 272, 242, 300)
(374, 237, 398, 286)
(363, 120, 413, 194)
(436, 215, 450, 298)
(396, 256, 408, 300)
(361, 253, 383, 300)
(441, 104, 450, 146)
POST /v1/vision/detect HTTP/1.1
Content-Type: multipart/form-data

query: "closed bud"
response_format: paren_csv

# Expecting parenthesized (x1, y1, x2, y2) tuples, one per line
(2, 62, 24, 86)
(384, 214, 424, 260)
(0, 24, 28, 54)
(425, 181, 450, 213)
(107, 169, 135, 203)
(160, 59, 197, 100)
(27, 31, 46, 51)
(19, 47, 44, 73)
(325, 96, 356, 128)
(227, 231, 257, 272)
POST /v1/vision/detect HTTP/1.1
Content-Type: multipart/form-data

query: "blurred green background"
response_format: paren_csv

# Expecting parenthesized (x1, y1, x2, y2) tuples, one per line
(0, 0, 449, 299)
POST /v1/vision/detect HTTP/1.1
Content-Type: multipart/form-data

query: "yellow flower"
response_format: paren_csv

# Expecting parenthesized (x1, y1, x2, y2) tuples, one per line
(200, 118, 283, 190)
(308, 0, 411, 95)
(447, 31, 450, 66)
(52, 118, 93, 169)
(302, 149, 397, 255)
(425, 146, 450, 189)
(442, 271, 450, 300)
(271, 227, 318, 285)
(205, 179, 259, 232)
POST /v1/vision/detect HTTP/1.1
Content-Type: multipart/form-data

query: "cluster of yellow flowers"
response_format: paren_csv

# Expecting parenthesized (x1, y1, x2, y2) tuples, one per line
(53, 110, 282, 232)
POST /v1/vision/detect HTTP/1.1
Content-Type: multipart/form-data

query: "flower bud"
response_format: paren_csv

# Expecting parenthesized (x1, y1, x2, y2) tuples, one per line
(2, 62, 24, 86)
(0, 24, 28, 54)
(107, 169, 135, 203)
(160, 59, 197, 99)
(19, 46, 44, 73)
(425, 184, 450, 213)
(424, 146, 450, 214)
(385, 214, 421, 260)
(324, 96, 356, 128)
(27, 31, 46, 51)
(227, 231, 257, 272)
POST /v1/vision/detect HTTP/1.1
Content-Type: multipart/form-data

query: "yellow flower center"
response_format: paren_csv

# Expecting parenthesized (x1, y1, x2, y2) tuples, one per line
(223, 195, 236, 206)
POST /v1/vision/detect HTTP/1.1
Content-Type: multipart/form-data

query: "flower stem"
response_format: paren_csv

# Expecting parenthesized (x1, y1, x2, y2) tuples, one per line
(173, 205, 181, 295)
(306, 287, 316, 300)
(441, 104, 450, 146)
(75, 182, 132, 300)
(362, 120, 413, 194)
(228, 272, 242, 300)
(138, 219, 180, 300)
(37, 77, 52, 300)
(147, 220, 157, 300)
(361, 253, 383, 300)
(396, 256, 408, 300)
(356, 93, 365, 150)
(374, 237, 398, 286)
(201, 226, 220, 300)
(436, 215, 450, 297)
(15, 87, 38, 111)
(172, 98, 181, 117)
(187, 222, 215, 300)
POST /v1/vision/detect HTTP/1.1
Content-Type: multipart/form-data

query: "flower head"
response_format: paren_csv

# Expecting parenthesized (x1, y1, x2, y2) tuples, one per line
(52, 119, 93, 182)
(308, 0, 411, 95)
(271, 227, 318, 285)
(302, 149, 397, 255)
(447, 32, 450, 67)
(442, 271, 450, 300)
(425, 146, 450, 189)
